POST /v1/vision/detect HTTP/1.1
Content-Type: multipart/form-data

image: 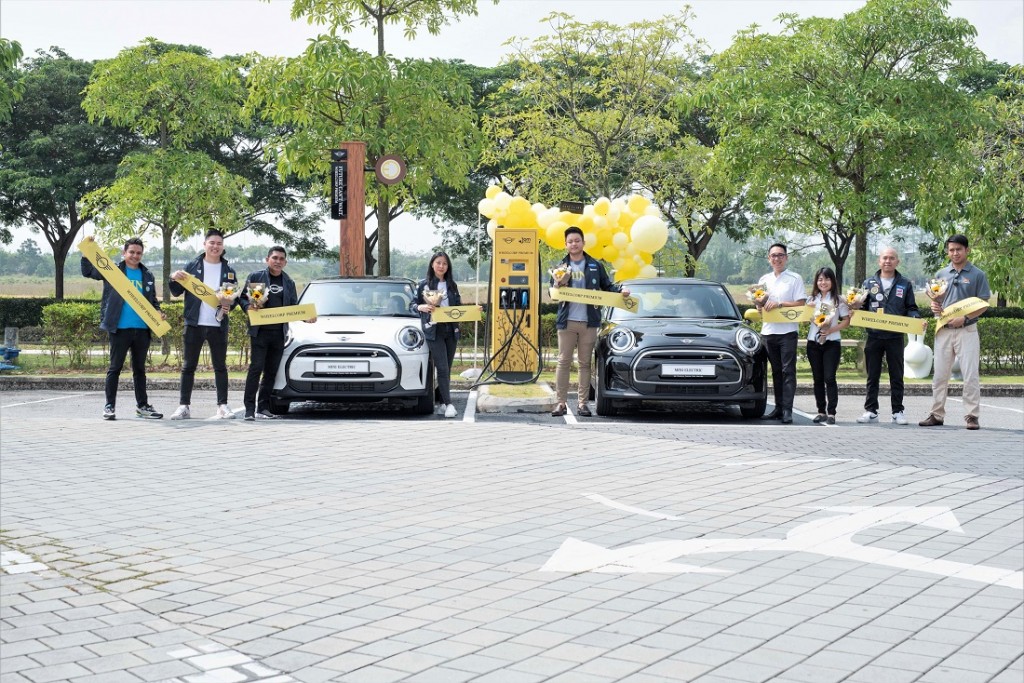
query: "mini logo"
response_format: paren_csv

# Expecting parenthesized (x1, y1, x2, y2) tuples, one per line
(781, 309, 801, 320)
(448, 309, 465, 319)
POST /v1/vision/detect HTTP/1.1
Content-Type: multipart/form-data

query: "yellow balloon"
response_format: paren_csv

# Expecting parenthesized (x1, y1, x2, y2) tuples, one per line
(601, 245, 619, 262)
(627, 194, 651, 214)
(485, 185, 501, 200)
(629, 214, 669, 253)
(594, 197, 611, 217)
(546, 221, 569, 248)
(509, 195, 531, 216)
(637, 251, 653, 265)
(615, 260, 640, 281)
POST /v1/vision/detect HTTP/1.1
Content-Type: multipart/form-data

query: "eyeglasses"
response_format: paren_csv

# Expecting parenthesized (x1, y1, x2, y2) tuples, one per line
(769, 253, 787, 259)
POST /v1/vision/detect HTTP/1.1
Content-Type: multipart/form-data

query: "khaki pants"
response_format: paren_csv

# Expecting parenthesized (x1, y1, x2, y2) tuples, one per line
(556, 321, 598, 405)
(930, 324, 981, 420)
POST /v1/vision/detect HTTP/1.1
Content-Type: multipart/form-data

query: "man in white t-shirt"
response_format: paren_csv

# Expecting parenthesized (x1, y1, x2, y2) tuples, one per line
(755, 243, 806, 424)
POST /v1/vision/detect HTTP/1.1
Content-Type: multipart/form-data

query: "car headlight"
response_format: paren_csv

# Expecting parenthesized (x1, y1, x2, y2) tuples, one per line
(608, 327, 636, 353)
(735, 327, 761, 354)
(397, 325, 425, 351)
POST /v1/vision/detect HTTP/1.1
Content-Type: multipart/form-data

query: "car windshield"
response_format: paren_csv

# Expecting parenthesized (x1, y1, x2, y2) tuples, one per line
(610, 283, 740, 322)
(300, 281, 416, 317)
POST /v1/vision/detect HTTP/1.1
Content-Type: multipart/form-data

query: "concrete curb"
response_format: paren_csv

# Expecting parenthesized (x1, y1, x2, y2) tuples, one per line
(2, 375, 1022, 397)
(475, 381, 557, 413)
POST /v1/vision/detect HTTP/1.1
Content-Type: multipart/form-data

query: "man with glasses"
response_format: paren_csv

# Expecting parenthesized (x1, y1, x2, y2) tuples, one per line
(920, 235, 990, 430)
(755, 243, 806, 423)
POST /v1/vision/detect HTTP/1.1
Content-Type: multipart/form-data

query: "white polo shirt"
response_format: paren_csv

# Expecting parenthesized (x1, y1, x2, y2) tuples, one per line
(758, 269, 806, 336)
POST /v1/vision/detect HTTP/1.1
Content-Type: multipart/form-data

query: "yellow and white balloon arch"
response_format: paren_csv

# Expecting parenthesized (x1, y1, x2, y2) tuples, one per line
(477, 187, 669, 282)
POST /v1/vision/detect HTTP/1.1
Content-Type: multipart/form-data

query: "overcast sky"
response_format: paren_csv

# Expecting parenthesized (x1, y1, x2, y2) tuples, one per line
(3, 0, 1022, 254)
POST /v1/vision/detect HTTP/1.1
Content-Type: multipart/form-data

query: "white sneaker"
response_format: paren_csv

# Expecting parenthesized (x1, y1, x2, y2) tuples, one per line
(170, 405, 190, 420)
(856, 411, 878, 423)
(216, 404, 236, 419)
(444, 404, 457, 418)
(892, 411, 908, 425)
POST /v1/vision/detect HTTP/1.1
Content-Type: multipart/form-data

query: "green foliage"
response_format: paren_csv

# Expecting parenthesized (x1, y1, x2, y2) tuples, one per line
(979, 318, 1024, 372)
(244, 36, 481, 275)
(0, 38, 23, 125)
(0, 297, 99, 329)
(41, 302, 99, 368)
(697, 0, 984, 285)
(288, 0, 489, 43)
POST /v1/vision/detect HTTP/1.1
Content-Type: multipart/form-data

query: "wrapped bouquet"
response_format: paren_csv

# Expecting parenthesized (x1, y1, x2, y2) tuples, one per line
(215, 282, 240, 321)
(422, 290, 444, 306)
(925, 277, 949, 302)
(745, 284, 767, 305)
(550, 263, 572, 287)
(246, 282, 266, 309)
(813, 301, 836, 340)
(844, 286, 868, 308)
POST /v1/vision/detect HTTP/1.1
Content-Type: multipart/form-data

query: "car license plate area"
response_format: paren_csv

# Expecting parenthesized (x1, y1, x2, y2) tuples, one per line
(315, 360, 370, 375)
(661, 364, 715, 378)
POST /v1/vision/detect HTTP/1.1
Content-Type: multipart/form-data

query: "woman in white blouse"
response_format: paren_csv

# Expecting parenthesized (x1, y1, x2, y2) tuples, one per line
(807, 267, 851, 424)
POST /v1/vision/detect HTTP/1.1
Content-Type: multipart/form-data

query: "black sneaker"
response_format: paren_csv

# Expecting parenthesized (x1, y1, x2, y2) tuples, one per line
(136, 404, 163, 419)
(103, 404, 116, 420)
(244, 412, 256, 421)
(255, 409, 278, 420)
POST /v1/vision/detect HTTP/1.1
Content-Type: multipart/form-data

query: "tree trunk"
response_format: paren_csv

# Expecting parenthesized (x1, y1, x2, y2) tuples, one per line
(376, 197, 391, 276)
(854, 231, 868, 286)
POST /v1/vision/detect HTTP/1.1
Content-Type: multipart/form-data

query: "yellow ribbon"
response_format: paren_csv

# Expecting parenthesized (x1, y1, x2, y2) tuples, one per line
(936, 297, 989, 331)
(248, 303, 318, 326)
(850, 310, 928, 335)
(174, 272, 223, 309)
(79, 239, 170, 337)
(549, 287, 639, 312)
(760, 305, 813, 323)
(431, 305, 482, 323)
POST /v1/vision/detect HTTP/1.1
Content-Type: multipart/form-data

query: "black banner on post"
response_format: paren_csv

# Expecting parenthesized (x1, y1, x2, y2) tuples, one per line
(330, 149, 348, 220)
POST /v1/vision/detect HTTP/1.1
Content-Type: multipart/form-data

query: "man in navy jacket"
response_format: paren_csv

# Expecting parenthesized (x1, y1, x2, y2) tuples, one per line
(81, 236, 164, 420)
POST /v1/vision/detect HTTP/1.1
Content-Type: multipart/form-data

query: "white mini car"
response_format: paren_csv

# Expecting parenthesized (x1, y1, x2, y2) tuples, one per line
(268, 278, 434, 415)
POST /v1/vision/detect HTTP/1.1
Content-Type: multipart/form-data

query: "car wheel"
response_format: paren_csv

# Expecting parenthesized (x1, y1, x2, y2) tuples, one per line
(595, 366, 618, 417)
(268, 399, 290, 416)
(740, 397, 766, 419)
(414, 361, 435, 415)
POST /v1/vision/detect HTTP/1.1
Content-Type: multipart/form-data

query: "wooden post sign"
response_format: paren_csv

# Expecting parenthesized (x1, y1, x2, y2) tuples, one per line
(334, 143, 366, 276)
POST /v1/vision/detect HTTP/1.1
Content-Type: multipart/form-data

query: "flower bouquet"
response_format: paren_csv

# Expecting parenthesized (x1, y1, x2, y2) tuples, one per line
(813, 301, 836, 341)
(844, 286, 868, 308)
(925, 278, 949, 303)
(246, 282, 266, 310)
(550, 263, 572, 287)
(745, 284, 767, 305)
(422, 290, 444, 306)
(215, 282, 240, 321)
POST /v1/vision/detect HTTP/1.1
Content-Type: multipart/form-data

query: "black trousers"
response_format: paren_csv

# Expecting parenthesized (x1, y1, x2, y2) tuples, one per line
(105, 328, 151, 407)
(764, 332, 798, 411)
(180, 325, 229, 406)
(864, 335, 905, 413)
(427, 324, 458, 405)
(244, 328, 285, 414)
(807, 338, 841, 415)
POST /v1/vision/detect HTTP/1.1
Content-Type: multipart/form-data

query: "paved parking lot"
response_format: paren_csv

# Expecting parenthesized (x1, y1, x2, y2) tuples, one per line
(2, 389, 1022, 682)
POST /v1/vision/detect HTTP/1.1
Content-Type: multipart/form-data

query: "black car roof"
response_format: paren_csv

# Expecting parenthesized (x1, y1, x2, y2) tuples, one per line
(622, 277, 724, 287)
(308, 277, 415, 284)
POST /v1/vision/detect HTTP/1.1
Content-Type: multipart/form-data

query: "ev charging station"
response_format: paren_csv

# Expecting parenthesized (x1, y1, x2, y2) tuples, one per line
(487, 229, 541, 383)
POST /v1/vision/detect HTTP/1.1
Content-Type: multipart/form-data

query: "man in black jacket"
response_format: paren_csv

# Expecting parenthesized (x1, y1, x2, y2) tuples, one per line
(239, 246, 299, 421)
(857, 247, 920, 426)
(168, 229, 239, 419)
(81, 236, 164, 420)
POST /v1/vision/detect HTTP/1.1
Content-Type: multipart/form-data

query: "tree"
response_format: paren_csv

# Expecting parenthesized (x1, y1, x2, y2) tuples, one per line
(0, 49, 137, 297)
(918, 65, 1024, 303)
(0, 38, 23, 123)
(81, 39, 249, 301)
(278, 0, 490, 275)
(245, 37, 480, 275)
(697, 0, 983, 285)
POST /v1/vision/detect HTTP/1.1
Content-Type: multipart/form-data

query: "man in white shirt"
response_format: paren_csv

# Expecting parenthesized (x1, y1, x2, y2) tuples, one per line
(755, 243, 806, 424)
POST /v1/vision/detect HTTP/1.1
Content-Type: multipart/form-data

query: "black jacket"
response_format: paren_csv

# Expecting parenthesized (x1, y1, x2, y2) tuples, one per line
(239, 268, 299, 337)
(860, 269, 920, 339)
(551, 252, 619, 329)
(81, 257, 160, 333)
(414, 277, 462, 342)
(168, 254, 239, 329)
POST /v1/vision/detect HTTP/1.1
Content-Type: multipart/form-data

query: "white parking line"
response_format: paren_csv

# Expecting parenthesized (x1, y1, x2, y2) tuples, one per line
(2, 393, 93, 409)
(948, 397, 1024, 413)
(463, 390, 478, 423)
